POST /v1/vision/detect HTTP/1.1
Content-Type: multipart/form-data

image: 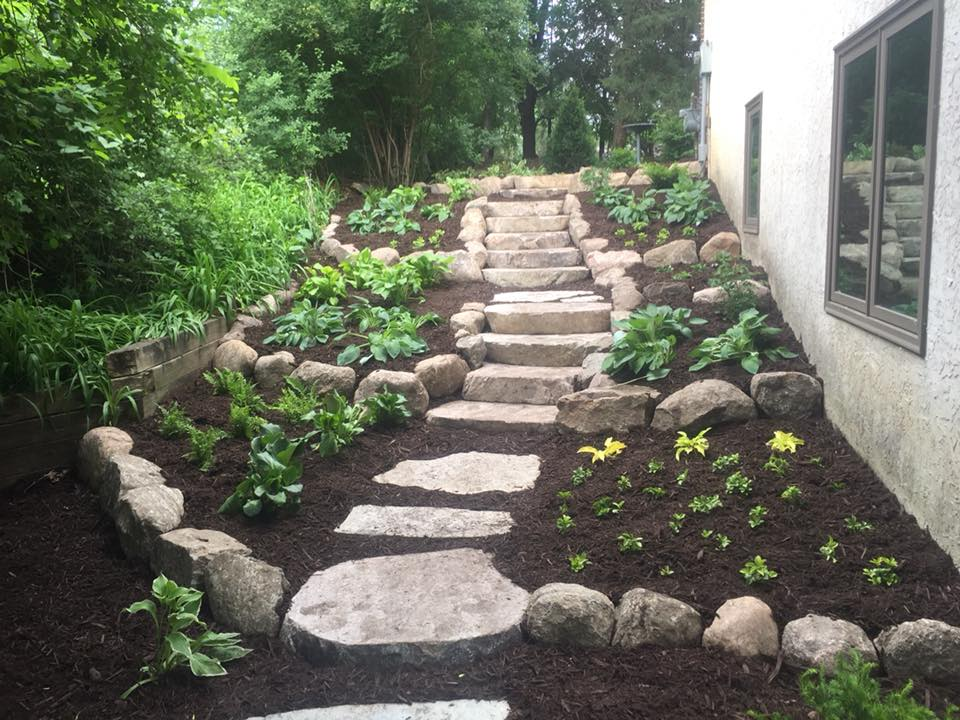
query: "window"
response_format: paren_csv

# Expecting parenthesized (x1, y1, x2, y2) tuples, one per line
(743, 94, 762, 233)
(826, 0, 942, 354)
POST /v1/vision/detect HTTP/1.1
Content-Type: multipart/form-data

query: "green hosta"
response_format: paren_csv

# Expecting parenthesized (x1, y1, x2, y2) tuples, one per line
(308, 391, 366, 457)
(689, 494, 722, 514)
(608, 192, 657, 225)
(122, 575, 250, 699)
(602, 304, 706, 380)
(446, 177, 475, 203)
(725, 471, 753, 496)
(688, 309, 797, 374)
(219, 424, 307, 517)
(662, 175, 721, 226)
(740, 555, 778, 585)
(297, 264, 347, 306)
(674, 427, 710, 461)
(346, 185, 425, 235)
(421, 203, 452, 222)
(264, 301, 346, 350)
(337, 308, 440, 366)
(359, 389, 412, 427)
(339, 250, 451, 306)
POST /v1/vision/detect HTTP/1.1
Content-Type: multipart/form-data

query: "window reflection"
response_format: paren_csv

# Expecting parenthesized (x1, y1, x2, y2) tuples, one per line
(747, 112, 761, 219)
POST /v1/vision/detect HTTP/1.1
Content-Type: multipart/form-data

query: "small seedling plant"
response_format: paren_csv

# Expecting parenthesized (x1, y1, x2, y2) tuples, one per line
(592, 496, 624, 518)
(780, 485, 803, 504)
(647, 459, 665, 474)
(616, 474, 632, 491)
(708, 252, 759, 321)
(675, 469, 689, 485)
(819, 536, 839, 563)
(617, 532, 643, 553)
(157, 402, 193, 439)
(602, 305, 706, 381)
(740, 555, 778, 585)
(712, 453, 740, 473)
(219, 423, 306, 517)
(764, 454, 790, 476)
(659, 565, 675, 576)
(568, 552, 591, 573)
(767, 430, 805, 454)
(578, 437, 626, 463)
(571, 466, 593, 486)
(184, 426, 227, 472)
(864, 556, 900, 586)
(688, 308, 797, 374)
(725, 471, 753, 496)
(748, 505, 768, 529)
(844, 515, 874, 533)
(556, 514, 575, 533)
(122, 575, 250, 699)
(689, 494, 722, 514)
(655, 227, 670, 244)
(642, 486, 666, 499)
(668, 512, 687, 534)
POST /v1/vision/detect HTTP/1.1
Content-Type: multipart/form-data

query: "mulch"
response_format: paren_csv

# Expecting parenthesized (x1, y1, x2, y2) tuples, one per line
(3, 182, 960, 719)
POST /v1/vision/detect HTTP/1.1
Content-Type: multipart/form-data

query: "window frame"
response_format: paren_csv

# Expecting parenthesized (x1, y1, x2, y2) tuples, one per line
(824, 0, 943, 356)
(742, 93, 763, 234)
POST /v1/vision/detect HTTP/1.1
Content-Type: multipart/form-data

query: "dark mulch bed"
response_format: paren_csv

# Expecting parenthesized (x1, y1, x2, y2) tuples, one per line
(332, 192, 468, 254)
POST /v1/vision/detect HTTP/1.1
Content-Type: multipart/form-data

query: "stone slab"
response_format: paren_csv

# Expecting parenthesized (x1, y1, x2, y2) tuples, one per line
(372, 452, 541, 494)
(481, 333, 612, 367)
(485, 200, 564, 217)
(490, 290, 599, 304)
(426, 401, 558, 432)
(335, 505, 514, 538)
(463, 364, 579, 405)
(482, 267, 590, 287)
(484, 302, 612, 334)
(484, 232, 572, 251)
(282, 549, 529, 665)
(484, 248, 582, 269)
(247, 700, 511, 720)
(485, 215, 569, 234)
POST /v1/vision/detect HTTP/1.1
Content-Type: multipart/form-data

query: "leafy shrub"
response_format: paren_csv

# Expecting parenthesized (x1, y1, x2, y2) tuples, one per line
(543, 86, 596, 172)
(360, 389, 412, 427)
(220, 423, 307, 517)
(582, 167, 611, 193)
(644, 163, 685, 189)
(689, 309, 798, 374)
(603, 305, 706, 380)
(609, 193, 658, 226)
(228, 402, 266, 440)
(709, 251, 760, 321)
(264, 301, 346, 350)
(122, 575, 250, 698)
(338, 250, 451, 306)
(601, 147, 637, 169)
(662, 175, 721, 226)
(297, 264, 347, 306)
(203, 369, 266, 411)
(271, 377, 322, 424)
(445, 178, 476, 203)
(651, 110, 695, 162)
(157, 402, 194, 439)
(346, 185, 426, 235)
(184, 427, 228, 472)
(421, 203, 452, 222)
(338, 307, 441, 366)
(309, 391, 366, 457)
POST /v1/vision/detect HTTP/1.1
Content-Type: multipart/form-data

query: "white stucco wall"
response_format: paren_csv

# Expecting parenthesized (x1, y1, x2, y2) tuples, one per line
(704, 0, 960, 563)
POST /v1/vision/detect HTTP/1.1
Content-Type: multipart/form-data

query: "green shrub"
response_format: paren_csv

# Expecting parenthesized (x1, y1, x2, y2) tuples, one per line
(360, 389, 412, 427)
(601, 147, 636, 169)
(264, 301, 346, 350)
(543, 87, 596, 172)
(445, 178, 476, 203)
(689, 308, 798, 374)
(309, 392, 366, 457)
(662, 175, 721, 226)
(644, 163, 684, 190)
(219, 423, 307, 517)
(346, 185, 426, 235)
(603, 305, 706, 380)
(651, 110, 695, 162)
(297, 264, 346, 306)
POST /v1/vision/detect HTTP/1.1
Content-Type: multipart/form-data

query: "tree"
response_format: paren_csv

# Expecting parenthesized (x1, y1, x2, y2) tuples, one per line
(518, 0, 551, 160)
(543, 87, 596, 172)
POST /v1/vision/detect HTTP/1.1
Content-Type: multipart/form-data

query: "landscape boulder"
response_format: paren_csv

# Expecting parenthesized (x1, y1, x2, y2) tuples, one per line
(750, 372, 822, 418)
(100, 454, 166, 514)
(456, 335, 486, 369)
(579, 237, 609, 255)
(355, 370, 430, 416)
(113, 485, 185, 561)
(611, 278, 644, 312)
(445, 250, 484, 283)
(876, 619, 960, 684)
(643, 239, 698, 267)
(627, 169, 652, 186)
(557, 386, 661, 434)
(693, 281, 771, 309)
(586, 250, 643, 276)
(642, 281, 694, 307)
(414, 354, 470, 398)
(151, 528, 252, 589)
(577, 352, 609, 389)
(613, 588, 702, 648)
(450, 310, 486, 335)
(699, 231, 742, 263)
(254, 351, 296, 390)
(213, 339, 258, 377)
(206, 554, 288, 636)
(290, 361, 357, 399)
(568, 216, 591, 245)
(651, 379, 757, 432)
(702, 596, 779, 658)
(524, 583, 615, 648)
(782, 615, 877, 674)
(77, 427, 133, 490)
(371, 247, 400, 266)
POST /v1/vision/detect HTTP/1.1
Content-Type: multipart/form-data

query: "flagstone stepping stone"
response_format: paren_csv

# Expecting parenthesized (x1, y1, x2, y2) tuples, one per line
(485, 200, 564, 216)
(372, 452, 541, 494)
(485, 215, 569, 234)
(335, 505, 514, 538)
(247, 699, 511, 720)
(484, 302, 612, 334)
(426, 401, 558, 432)
(462, 364, 579, 405)
(485, 247, 581, 269)
(481, 332, 611, 366)
(282, 549, 529, 665)
(482, 267, 591, 287)
(484, 231, 572, 250)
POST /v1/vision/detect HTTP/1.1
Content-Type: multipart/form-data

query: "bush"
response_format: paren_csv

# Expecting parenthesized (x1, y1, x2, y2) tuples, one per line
(644, 163, 684, 190)
(601, 147, 637, 170)
(543, 87, 596, 172)
(651, 110, 695, 162)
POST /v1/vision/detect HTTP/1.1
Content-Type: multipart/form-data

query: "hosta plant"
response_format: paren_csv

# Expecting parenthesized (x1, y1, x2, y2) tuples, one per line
(359, 389, 412, 427)
(265, 301, 346, 351)
(725, 471, 753, 496)
(122, 575, 250, 699)
(767, 430, 805, 454)
(662, 175, 721, 226)
(688, 308, 797, 374)
(578, 437, 627, 463)
(740, 555, 778, 585)
(421, 203, 452, 222)
(603, 304, 706, 380)
(296, 264, 346, 306)
(219, 424, 306, 518)
(617, 532, 643, 553)
(568, 552, 591, 573)
(863, 556, 900, 586)
(674, 427, 710, 460)
(308, 391, 366, 457)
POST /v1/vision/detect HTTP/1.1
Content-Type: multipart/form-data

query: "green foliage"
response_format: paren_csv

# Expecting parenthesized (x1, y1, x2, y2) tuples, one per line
(820, 536, 839, 563)
(674, 427, 711, 461)
(647, 459, 665, 475)
(297, 265, 347, 306)
(271, 378, 322, 424)
(359, 390, 412, 428)
(346, 185, 426, 235)
(689, 309, 798, 374)
(689, 494, 722, 514)
(864, 557, 900, 586)
(445, 178, 476, 203)
(712, 453, 741, 473)
(122, 575, 250, 699)
(845, 515, 875, 533)
(709, 252, 760, 321)
(158, 403, 194, 439)
(265, 301, 346, 351)
(662, 176, 720, 226)
(229, 403, 266, 440)
(659, 565, 675, 576)
(617, 532, 644, 553)
(765, 454, 791, 476)
(616, 474, 632, 491)
(568, 552, 591, 573)
(602, 147, 637, 169)
(608, 193, 658, 226)
(421, 203, 452, 222)
(781, 485, 803, 504)
(768, 431, 805, 454)
(592, 496, 624, 518)
(556, 514, 575, 533)
(219, 424, 306, 517)
(603, 305, 706, 380)
(644, 163, 685, 189)
(668, 512, 686, 534)
(740, 555, 778, 585)
(543, 87, 596, 172)
(203, 369, 266, 412)
(642, 486, 666, 499)
(725, 471, 753, 496)
(749, 505, 768, 529)
(185, 427, 228, 473)
(337, 306, 441, 366)
(571, 466, 593, 486)
(650, 110, 695, 162)
(308, 392, 365, 457)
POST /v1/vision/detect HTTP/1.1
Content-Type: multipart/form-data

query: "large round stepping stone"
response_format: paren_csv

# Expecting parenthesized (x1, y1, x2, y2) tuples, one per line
(246, 699, 511, 720)
(335, 506, 514, 538)
(282, 549, 529, 665)
(373, 452, 541, 495)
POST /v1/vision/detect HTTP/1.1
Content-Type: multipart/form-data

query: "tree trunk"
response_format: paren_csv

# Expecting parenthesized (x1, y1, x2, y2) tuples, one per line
(482, 103, 495, 164)
(518, 82, 538, 160)
(612, 119, 627, 148)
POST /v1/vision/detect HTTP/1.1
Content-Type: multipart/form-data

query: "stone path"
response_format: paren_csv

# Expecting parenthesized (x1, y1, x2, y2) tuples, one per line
(248, 700, 511, 720)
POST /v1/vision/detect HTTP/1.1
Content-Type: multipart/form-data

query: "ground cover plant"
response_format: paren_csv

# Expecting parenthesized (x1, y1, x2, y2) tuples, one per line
(689, 308, 799, 374)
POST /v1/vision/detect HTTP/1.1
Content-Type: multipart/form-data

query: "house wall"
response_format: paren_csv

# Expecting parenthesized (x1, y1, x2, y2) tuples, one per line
(703, 0, 960, 563)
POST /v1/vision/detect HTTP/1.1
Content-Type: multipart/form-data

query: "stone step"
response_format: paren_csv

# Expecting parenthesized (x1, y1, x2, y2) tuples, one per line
(484, 302, 612, 334)
(482, 267, 591, 287)
(247, 700, 512, 720)
(498, 188, 567, 200)
(485, 200, 564, 217)
(485, 248, 582, 269)
(485, 215, 569, 234)
(482, 332, 612, 366)
(282, 549, 528, 665)
(484, 231, 572, 250)
(463, 364, 580, 405)
(373, 452, 541, 494)
(336, 505, 514, 538)
(426, 401, 558, 432)
(491, 290, 605, 304)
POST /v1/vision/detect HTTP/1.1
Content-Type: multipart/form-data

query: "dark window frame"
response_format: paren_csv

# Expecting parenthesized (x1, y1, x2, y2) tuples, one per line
(743, 94, 763, 234)
(824, 0, 943, 355)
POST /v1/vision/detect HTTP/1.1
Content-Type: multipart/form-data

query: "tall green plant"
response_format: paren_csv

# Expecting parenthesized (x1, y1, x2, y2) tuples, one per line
(543, 87, 596, 172)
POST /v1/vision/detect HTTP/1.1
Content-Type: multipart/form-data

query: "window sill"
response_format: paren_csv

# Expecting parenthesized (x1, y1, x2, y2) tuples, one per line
(824, 299, 925, 356)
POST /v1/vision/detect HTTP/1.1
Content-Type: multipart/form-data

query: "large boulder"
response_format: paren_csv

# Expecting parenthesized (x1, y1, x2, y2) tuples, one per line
(213, 339, 258, 377)
(450, 310, 486, 335)
(151, 528, 252, 589)
(702, 596, 779, 658)
(579, 237, 609, 255)
(643, 240, 698, 267)
(254, 351, 296, 390)
(77, 427, 133, 490)
(100, 454, 166, 514)
(206, 554, 288, 636)
(557, 386, 661, 434)
(782, 615, 877, 674)
(446, 250, 485, 283)
(568, 216, 591, 245)
(876, 619, 960, 684)
(651, 380, 757, 432)
(642, 281, 694, 307)
(613, 588, 702, 648)
(524, 583, 615, 648)
(577, 352, 609, 389)
(113, 485, 185, 561)
(750, 372, 822, 418)
(355, 370, 430, 416)
(699, 231, 742, 263)
(290, 361, 357, 399)
(414, 354, 470, 398)
(627, 169, 652, 186)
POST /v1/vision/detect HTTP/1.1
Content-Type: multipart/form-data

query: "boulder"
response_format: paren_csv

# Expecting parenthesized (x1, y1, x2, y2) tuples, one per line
(458, 225, 487, 245)
(355, 370, 430, 417)
(876, 619, 960, 684)
(100, 454, 166, 514)
(213, 339, 258, 377)
(461, 207, 486, 230)
(206, 554, 288, 636)
(613, 588, 702, 648)
(456, 335, 486, 369)
(472, 176, 504, 196)
(77, 427, 133, 490)
(782, 615, 877, 674)
(290, 361, 357, 399)
(750, 372, 822, 418)
(414, 354, 470, 398)
(562, 194, 582, 215)
(524, 583, 615, 648)
(568, 216, 591, 245)
(593, 267, 628, 288)
(429, 182, 451, 195)
(557, 386, 661, 434)
(465, 195, 488, 211)
(464, 240, 488, 268)
(579, 237, 609, 255)
(371, 247, 401, 266)
(151, 528, 252, 589)
(651, 380, 757, 432)
(446, 250, 484, 283)
(702, 596, 779, 658)
(700, 231, 742, 263)
(643, 239, 698, 267)
(113, 485, 185, 561)
(642, 281, 694, 307)
(450, 310, 487, 335)
(627, 169, 652, 186)
(254, 351, 296, 390)
(611, 278, 644, 312)
(586, 250, 643, 275)
(461, 302, 487, 313)
(577, 352, 609, 389)
(693, 281, 771, 309)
